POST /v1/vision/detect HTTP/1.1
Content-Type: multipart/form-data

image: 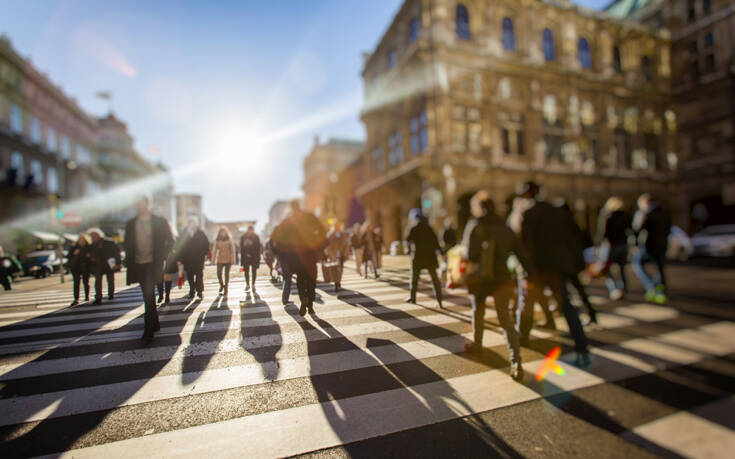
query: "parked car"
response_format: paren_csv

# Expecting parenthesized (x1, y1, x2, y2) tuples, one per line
(691, 225, 735, 258)
(20, 250, 62, 278)
(667, 225, 694, 261)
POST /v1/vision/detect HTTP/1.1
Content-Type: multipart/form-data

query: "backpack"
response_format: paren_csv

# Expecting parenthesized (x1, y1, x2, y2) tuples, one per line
(470, 222, 496, 282)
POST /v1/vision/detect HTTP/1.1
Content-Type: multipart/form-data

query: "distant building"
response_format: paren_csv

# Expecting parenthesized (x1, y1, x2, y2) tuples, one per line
(302, 136, 364, 225)
(265, 200, 291, 237)
(356, 0, 678, 243)
(606, 0, 735, 229)
(174, 193, 203, 233)
(96, 113, 174, 236)
(0, 34, 102, 227)
(0, 34, 173, 243)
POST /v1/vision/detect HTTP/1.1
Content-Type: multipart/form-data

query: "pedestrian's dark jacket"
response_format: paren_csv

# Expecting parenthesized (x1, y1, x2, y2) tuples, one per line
(405, 218, 441, 269)
(521, 200, 585, 275)
(90, 239, 121, 272)
(240, 233, 262, 267)
(179, 229, 210, 269)
(463, 213, 533, 289)
(68, 243, 92, 275)
(350, 231, 364, 249)
(0, 254, 22, 279)
(440, 226, 458, 251)
(124, 215, 174, 285)
(272, 210, 326, 268)
(638, 203, 671, 256)
(602, 209, 631, 247)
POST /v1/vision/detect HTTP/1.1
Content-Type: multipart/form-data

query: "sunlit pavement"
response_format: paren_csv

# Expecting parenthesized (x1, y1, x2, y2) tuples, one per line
(0, 258, 733, 458)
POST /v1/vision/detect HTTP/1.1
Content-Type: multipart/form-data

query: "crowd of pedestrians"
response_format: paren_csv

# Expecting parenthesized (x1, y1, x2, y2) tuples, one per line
(2, 181, 675, 377)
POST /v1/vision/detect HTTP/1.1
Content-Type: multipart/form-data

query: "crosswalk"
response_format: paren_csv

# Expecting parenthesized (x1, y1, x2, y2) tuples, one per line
(0, 266, 733, 458)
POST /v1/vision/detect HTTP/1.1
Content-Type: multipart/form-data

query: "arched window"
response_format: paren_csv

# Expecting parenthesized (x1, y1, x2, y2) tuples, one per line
(502, 17, 515, 51)
(578, 38, 592, 69)
(613, 46, 622, 73)
(456, 4, 471, 40)
(542, 28, 555, 61)
(409, 17, 420, 43)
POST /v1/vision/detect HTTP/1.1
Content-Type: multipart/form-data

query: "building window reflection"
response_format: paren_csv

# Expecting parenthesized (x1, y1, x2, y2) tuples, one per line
(387, 131, 403, 165)
(10, 103, 23, 134)
(409, 17, 420, 43)
(456, 4, 471, 41)
(578, 37, 592, 70)
(371, 147, 384, 173)
(502, 17, 515, 51)
(542, 29, 555, 61)
(47, 167, 58, 194)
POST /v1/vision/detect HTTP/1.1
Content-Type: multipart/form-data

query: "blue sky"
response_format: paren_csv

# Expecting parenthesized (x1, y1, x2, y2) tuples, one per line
(1, 0, 610, 228)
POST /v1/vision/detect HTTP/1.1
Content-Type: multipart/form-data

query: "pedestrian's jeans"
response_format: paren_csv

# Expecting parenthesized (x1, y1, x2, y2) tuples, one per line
(600, 244, 628, 293)
(281, 260, 292, 304)
(217, 263, 231, 289)
(353, 248, 364, 274)
(138, 263, 160, 336)
(409, 263, 442, 303)
(521, 272, 588, 352)
(631, 247, 666, 293)
(94, 265, 114, 299)
(73, 272, 90, 300)
(471, 279, 520, 363)
(185, 263, 204, 295)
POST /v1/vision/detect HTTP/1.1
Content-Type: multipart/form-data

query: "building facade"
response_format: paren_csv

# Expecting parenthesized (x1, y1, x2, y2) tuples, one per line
(302, 136, 364, 226)
(0, 34, 102, 227)
(174, 193, 203, 233)
(357, 0, 679, 244)
(607, 0, 735, 230)
(0, 35, 173, 243)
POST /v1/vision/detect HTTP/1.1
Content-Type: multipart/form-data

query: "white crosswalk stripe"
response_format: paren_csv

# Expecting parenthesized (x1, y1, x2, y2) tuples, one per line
(0, 267, 733, 458)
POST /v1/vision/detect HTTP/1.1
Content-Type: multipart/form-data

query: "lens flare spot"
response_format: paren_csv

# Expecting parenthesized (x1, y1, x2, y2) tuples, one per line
(535, 346, 565, 382)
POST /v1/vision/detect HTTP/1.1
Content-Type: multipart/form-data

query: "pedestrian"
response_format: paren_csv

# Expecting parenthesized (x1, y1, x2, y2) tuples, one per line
(374, 227, 385, 272)
(556, 199, 598, 325)
(439, 218, 458, 252)
(239, 225, 262, 293)
(518, 181, 590, 366)
(124, 194, 174, 343)
(213, 226, 235, 296)
(507, 195, 555, 329)
(595, 196, 631, 301)
(263, 238, 277, 281)
(325, 222, 349, 291)
(462, 191, 533, 381)
(362, 222, 380, 279)
(271, 200, 326, 316)
(631, 194, 671, 303)
(159, 221, 180, 304)
(68, 234, 92, 306)
(404, 209, 443, 308)
(88, 228, 121, 305)
(0, 246, 22, 291)
(179, 217, 209, 300)
(350, 223, 364, 276)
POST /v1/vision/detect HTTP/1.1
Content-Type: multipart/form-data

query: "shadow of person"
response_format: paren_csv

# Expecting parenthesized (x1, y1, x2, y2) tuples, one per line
(293, 312, 520, 456)
(181, 295, 232, 385)
(240, 291, 282, 381)
(0, 287, 200, 457)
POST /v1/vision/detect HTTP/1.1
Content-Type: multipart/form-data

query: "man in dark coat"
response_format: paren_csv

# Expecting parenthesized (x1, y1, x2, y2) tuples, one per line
(88, 228, 121, 305)
(240, 225, 262, 292)
(519, 181, 590, 366)
(272, 200, 326, 316)
(439, 218, 458, 252)
(632, 194, 671, 303)
(462, 191, 534, 381)
(124, 194, 174, 343)
(404, 209, 443, 307)
(179, 217, 209, 300)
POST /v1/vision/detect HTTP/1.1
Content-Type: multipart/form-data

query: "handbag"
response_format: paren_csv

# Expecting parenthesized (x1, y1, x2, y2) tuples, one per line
(322, 260, 342, 283)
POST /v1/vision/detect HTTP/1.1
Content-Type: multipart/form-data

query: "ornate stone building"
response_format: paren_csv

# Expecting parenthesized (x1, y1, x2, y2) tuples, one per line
(302, 136, 364, 226)
(357, 0, 679, 244)
(607, 0, 735, 230)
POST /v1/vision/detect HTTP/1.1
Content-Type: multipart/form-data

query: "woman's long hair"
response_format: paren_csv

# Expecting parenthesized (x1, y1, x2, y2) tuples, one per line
(76, 233, 90, 246)
(216, 226, 232, 241)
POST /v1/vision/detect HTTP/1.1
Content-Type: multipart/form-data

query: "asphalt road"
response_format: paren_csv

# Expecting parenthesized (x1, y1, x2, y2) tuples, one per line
(0, 258, 733, 458)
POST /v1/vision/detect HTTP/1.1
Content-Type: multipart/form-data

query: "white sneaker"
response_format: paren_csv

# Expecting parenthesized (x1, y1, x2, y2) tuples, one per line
(610, 289, 624, 301)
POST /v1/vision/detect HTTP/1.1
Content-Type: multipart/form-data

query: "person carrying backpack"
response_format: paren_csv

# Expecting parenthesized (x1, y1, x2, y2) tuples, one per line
(462, 191, 533, 381)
